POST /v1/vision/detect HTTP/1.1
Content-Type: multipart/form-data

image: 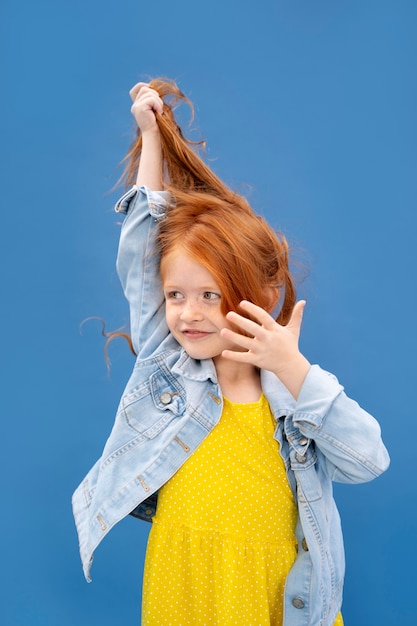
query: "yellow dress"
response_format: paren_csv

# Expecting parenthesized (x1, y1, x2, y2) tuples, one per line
(142, 394, 343, 625)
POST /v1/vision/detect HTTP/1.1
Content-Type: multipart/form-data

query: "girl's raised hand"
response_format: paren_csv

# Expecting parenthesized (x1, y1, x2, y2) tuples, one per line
(129, 82, 164, 134)
(220, 300, 311, 399)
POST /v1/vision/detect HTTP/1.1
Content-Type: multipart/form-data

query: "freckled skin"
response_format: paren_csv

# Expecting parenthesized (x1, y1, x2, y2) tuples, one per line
(161, 249, 239, 362)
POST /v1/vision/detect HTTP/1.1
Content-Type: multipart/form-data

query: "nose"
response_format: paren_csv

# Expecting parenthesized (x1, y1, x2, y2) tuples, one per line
(179, 299, 204, 322)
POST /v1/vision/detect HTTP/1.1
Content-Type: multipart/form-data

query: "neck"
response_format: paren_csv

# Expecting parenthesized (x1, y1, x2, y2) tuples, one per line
(213, 355, 262, 403)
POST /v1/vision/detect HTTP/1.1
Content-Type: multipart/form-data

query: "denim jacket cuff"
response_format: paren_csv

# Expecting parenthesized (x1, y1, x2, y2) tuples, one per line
(114, 185, 170, 218)
(292, 365, 343, 428)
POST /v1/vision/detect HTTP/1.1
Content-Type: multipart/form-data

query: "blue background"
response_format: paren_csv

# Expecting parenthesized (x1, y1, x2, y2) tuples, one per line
(1, 0, 415, 624)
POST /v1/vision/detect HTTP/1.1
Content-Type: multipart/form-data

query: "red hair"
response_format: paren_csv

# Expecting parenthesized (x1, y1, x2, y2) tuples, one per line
(157, 191, 296, 324)
(112, 78, 296, 359)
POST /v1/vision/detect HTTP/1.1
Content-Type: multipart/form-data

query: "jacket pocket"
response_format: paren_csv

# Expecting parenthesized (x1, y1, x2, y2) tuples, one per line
(121, 371, 185, 438)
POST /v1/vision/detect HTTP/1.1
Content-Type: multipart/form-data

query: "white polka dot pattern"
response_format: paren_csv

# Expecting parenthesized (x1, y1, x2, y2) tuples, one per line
(142, 394, 343, 626)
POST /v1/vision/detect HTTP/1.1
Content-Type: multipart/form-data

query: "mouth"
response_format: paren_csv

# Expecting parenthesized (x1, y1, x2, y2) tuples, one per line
(181, 329, 213, 340)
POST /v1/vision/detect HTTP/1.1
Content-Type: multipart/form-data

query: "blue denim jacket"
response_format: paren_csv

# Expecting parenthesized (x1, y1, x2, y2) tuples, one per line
(72, 186, 390, 626)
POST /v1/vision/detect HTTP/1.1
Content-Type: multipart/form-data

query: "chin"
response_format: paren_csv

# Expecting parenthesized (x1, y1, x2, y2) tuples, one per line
(179, 343, 221, 361)
(184, 348, 217, 361)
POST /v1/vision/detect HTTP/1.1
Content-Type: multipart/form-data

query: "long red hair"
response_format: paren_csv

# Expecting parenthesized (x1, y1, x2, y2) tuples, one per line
(111, 78, 296, 358)
(157, 192, 295, 324)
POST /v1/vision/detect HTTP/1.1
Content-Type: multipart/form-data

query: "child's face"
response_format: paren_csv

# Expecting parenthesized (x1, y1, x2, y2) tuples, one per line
(161, 248, 238, 361)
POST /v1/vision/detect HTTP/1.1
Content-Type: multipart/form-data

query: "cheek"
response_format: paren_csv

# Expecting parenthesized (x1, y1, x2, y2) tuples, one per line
(216, 313, 233, 331)
(164, 305, 176, 331)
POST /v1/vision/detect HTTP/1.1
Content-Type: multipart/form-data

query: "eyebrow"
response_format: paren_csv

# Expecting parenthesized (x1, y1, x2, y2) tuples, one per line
(163, 285, 221, 291)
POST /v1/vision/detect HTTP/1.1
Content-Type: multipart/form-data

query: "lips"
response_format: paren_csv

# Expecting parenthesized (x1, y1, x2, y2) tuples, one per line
(181, 329, 213, 340)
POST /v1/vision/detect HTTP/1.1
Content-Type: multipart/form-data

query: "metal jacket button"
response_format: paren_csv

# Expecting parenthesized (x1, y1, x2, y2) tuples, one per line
(292, 597, 305, 609)
(160, 392, 172, 405)
(295, 452, 307, 463)
(299, 437, 309, 446)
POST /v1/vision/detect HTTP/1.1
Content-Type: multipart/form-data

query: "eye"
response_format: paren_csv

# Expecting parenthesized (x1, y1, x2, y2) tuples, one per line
(203, 291, 221, 301)
(165, 291, 183, 300)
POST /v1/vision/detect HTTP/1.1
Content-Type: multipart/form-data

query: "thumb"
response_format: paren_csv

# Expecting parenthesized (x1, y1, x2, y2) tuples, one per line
(287, 300, 306, 332)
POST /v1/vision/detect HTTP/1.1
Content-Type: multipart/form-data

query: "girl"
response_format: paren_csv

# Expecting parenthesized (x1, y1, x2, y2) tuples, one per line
(73, 80, 390, 626)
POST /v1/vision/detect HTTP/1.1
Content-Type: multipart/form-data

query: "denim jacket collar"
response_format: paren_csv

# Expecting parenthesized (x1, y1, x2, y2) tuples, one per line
(171, 348, 218, 384)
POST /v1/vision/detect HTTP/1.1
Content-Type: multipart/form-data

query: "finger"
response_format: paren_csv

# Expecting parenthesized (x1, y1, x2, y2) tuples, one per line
(220, 327, 256, 350)
(131, 92, 164, 116)
(286, 300, 306, 331)
(129, 82, 149, 101)
(226, 303, 275, 334)
(221, 349, 255, 364)
(237, 300, 277, 329)
(224, 311, 264, 338)
(129, 84, 163, 110)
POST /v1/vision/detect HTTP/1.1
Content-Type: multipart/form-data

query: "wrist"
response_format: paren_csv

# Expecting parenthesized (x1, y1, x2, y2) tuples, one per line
(141, 126, 161, 140)
(273, 354, 311, 400)
(136, 129, 163, 190)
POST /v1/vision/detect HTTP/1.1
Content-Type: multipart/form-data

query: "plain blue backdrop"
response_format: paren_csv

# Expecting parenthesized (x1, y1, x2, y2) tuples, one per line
(1, 0, 415, 624)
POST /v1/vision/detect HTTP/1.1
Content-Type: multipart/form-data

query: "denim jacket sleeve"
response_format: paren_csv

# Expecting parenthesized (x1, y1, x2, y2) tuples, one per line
(114, 185, 170, 358)
(293, 366, 390, 482)
(263, 365, 390, 484)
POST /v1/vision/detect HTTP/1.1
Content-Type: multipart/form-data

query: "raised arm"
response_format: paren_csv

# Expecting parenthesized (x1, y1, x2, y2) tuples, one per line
(129, 82, 164, 190)
(115, 84, 170, 358)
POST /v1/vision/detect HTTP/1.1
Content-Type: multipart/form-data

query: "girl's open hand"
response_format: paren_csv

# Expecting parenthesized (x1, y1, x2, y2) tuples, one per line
(129, 82, 164, 134)
(220, 300, 311, 398)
